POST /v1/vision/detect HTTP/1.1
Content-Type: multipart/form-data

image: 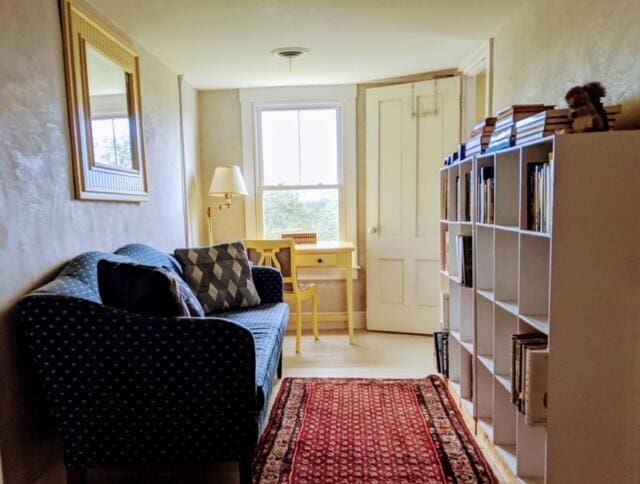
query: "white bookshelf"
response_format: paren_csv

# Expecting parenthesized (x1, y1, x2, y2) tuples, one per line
(439, 131, 640, 483)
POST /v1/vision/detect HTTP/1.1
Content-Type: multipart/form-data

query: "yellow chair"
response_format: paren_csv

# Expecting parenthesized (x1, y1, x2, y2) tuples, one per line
(245, 239, 319, 353)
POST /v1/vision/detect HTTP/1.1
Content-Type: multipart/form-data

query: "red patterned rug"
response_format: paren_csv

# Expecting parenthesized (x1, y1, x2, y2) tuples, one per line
(253, 375, 497, 483)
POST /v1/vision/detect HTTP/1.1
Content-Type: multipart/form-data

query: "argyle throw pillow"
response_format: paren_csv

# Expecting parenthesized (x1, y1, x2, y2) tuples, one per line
(174, 241, 261, 313)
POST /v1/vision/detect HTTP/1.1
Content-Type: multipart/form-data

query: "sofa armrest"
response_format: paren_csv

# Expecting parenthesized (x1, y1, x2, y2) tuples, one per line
(251, 265, 284, 304)
(18, 294, 259, 469)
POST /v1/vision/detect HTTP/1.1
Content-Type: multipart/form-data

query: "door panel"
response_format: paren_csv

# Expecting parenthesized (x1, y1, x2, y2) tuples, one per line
(378, 100, 405, 236)
(379, 259, 405, 305)
(366, 77, 461, 334)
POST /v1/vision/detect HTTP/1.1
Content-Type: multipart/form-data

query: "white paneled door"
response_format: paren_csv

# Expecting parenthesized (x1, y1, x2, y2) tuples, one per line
(366, 78, 460, 334)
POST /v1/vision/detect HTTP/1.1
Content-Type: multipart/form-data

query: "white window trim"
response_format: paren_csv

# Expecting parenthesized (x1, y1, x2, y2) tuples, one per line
(239, 85, 358, 279)
(459, 39, 494, 138)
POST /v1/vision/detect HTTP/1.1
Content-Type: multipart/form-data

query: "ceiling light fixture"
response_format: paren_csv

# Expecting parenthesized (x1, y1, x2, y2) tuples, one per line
(271, 47, 310, 72)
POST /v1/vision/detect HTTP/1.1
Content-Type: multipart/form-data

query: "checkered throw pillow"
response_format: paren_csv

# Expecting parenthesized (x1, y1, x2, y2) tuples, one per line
(174, 242, 261, 313)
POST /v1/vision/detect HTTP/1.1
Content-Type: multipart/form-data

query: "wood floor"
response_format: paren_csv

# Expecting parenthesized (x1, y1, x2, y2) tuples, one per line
(88, 331, 502, 483)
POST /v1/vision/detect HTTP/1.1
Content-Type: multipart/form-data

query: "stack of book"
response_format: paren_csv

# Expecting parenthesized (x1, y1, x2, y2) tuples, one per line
(511, 333, 548, 426)
(465, 117, 496, 156)
(455, 235, 472, 287)
(515, 108, 571, 145)
(515, 105, 622, 145)
(477, 166, 494, 224)
(487, 105, 551, 152)
(526, 161, 552, 232)
(434, 331, 449, 377)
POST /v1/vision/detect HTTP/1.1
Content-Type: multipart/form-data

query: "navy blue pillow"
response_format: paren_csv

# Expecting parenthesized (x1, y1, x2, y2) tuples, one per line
(97, 260, 204, 317)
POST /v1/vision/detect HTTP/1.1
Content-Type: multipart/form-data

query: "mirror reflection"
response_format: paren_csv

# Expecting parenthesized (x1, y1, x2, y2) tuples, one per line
(86, 46, 134, 169)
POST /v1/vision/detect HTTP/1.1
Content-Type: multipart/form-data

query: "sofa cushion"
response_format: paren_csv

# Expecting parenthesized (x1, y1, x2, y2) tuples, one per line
(214, 302, 289, 413)
(98, 260, 204, 317)
(174, 242, 261, 313)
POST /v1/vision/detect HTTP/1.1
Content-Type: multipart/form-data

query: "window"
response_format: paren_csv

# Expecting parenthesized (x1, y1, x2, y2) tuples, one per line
(91, 117, 133, 168)
(257, 106, 343, 241)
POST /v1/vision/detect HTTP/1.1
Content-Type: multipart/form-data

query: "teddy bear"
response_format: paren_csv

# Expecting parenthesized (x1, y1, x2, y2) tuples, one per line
(564, 82, 609, 133)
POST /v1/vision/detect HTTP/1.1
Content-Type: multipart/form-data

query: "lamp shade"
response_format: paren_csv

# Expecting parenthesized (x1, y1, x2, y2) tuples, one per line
(208, 165, 248, 197)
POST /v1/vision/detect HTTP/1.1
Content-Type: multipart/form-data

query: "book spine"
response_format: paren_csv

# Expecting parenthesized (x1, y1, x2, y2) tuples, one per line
(443, 179, 449, 220)
(463, 236, 473, 287)
(464, 173, 471, 222)
(456, 176, 460, 221)
(488, 179, 494, 224)
(527, 164, 535, 230)
(511, 335, 519, 405)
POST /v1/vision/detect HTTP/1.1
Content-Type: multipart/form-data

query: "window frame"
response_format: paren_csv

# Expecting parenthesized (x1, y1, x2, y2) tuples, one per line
(239, 85, 358, 279)
(254, 102, 345, 242)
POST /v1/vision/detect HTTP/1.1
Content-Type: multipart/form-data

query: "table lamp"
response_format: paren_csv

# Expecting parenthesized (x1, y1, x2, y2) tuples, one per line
(207, 165, 248, 245)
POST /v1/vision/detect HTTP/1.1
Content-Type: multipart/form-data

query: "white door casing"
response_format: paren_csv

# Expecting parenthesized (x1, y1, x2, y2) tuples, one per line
(366, 77, 461, 334)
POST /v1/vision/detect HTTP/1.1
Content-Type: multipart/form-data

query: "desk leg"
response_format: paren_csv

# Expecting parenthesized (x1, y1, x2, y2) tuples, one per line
(345, 263, 355, 344)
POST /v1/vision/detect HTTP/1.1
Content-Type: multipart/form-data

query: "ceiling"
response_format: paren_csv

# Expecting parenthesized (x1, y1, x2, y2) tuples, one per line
(88, 0, 522, 90)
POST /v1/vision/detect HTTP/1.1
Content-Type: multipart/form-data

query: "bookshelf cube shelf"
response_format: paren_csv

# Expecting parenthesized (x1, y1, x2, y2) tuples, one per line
(494, 148, 520, 228)
(439, 131, 640, 483)
(494, 228, 519, 305)
(477, 363, 494, 422)
(475, 225, 494, 294)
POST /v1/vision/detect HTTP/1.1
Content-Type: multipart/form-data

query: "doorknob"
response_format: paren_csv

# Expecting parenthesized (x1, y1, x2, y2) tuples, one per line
(368, 226, 378, 234)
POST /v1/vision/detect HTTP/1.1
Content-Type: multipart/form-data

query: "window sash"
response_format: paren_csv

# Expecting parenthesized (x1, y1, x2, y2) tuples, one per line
(256, 104, 344, 187)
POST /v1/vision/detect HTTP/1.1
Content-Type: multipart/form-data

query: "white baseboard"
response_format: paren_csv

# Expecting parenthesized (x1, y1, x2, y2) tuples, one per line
(287, 311, 366, 331)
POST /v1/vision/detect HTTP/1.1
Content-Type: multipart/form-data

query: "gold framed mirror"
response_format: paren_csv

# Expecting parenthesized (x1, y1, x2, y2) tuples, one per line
(60, 0, 149, 201)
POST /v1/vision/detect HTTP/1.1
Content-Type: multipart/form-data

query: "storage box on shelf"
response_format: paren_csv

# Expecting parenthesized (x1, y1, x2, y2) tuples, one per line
(439, 130, 640, 483)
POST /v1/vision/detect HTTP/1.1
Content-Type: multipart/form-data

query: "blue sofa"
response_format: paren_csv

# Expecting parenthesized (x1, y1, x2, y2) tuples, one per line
(17, 243, 289, 483)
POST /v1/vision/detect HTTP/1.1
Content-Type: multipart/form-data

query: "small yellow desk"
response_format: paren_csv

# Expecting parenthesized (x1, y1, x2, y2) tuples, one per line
(294, 242, 356, 344)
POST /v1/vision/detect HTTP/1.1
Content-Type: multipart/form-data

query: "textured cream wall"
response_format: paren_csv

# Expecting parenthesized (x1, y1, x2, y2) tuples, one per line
(198, 90, 247, 245)
(0, 0, 191, 482)
(198, 89, 366, 313)
(492, 0, 640, 128)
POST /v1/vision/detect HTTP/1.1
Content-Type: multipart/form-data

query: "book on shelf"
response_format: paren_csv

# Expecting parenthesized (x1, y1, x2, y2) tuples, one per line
(494, 104, 553, 128)
(455, 175, 461, 220)
(466, 117, 497, 156)
(443, 179, 449, 219)
(526, 161, 552, 232)
(464, 172, 471, 221)
(515, 108, 572, 145)
(511, 333, 548, 413)
(440, 292, 449, 330)
(470, 117, 497, 136)
(455, 235, 473, 287)
(478, 166, 494, 224)
(434, 331, 449, 377)
(524, 347, 548, 426)
(513, 105, 622, 144)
